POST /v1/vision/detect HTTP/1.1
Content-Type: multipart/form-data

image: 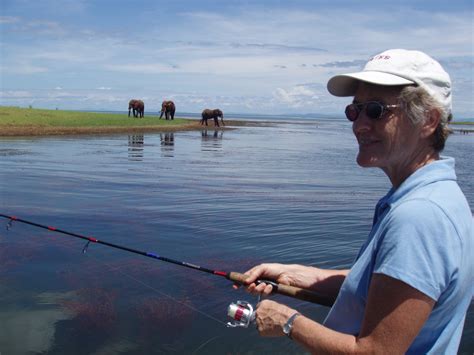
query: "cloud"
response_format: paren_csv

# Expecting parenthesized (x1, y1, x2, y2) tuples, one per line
(182, 56, 291, 75)
(3, 63, 49, 74)
(1, 90, 34, 98)
(170, 40, 325, 55)
(230, 42, 326, 53)
(2, 18, 67, 36)
(104, 63, 177, 74)
(316, 60, 367, 68)
(0, 89, 126, 108)
(273, 85, 320, 107)
(0, 16, 20, 24)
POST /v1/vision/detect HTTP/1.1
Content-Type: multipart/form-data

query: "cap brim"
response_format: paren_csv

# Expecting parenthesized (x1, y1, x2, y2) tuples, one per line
(327, 71, 415, 97)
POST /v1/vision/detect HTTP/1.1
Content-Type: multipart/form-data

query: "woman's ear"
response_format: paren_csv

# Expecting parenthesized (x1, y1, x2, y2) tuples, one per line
(421, 109, 441, 139)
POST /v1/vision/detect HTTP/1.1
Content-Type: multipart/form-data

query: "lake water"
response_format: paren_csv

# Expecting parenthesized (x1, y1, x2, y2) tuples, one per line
(0, 118, 472, 354)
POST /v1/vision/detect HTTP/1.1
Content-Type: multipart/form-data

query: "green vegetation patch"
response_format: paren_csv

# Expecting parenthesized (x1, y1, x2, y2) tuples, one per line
(451, 121, 474, 125)
(0, 106, 191, 128)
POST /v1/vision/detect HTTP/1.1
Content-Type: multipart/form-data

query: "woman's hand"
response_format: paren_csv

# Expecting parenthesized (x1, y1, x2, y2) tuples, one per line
(242, 263, 294, 296)
(255, 299, 296, 337)
(234, 263, 347, 299)
(232, 263, 299, 296)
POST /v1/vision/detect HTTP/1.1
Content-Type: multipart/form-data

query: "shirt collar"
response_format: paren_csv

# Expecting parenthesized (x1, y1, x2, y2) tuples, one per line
(371, 157, 456, 227)
(384, 156, 457, 207)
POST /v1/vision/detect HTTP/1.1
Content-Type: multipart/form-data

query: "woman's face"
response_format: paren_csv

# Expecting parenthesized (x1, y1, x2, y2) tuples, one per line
(352, 83, 424, 185)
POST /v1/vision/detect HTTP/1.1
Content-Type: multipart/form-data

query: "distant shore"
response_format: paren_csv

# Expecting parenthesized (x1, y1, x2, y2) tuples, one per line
(0, 106, 270, 137)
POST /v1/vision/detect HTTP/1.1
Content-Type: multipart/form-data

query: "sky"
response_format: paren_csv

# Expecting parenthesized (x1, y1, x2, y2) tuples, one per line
(1, 0, 473, 118)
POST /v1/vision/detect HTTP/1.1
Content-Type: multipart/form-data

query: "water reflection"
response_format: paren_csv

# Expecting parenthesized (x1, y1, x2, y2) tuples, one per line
(201, 130, 223, 151)
(127, 135, 144, 161)
(160, 133, 174, 157)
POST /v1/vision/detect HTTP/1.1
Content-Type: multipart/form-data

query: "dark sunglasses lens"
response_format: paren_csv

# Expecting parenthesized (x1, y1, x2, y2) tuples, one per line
(365, 102, 384, 120)
(345, 104, 359, 121)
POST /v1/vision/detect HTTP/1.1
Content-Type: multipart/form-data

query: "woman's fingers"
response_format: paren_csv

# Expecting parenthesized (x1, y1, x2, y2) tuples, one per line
(233, 263, 283, 295)
(264, 283, 274, 295)
(244, 266, 266, 284)
(243, 281, 274, 296)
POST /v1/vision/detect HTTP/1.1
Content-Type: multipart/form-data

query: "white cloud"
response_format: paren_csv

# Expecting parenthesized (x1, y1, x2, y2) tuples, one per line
(273, 85, 320, 108)
(3, 63, 49, 74)
(1, 90, 34, 98)
(104, 63, 177, 74)
(2, 17, 67, 36)
(26, 20, 67, 35)
(0, 16, 20, 24)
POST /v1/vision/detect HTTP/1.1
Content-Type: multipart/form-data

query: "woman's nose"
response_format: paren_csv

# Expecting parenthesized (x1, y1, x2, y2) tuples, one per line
(352, 110, 373, 133)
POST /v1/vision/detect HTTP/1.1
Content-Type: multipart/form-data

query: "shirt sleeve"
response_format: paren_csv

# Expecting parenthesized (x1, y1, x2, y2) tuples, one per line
(373, 199, 461, 301)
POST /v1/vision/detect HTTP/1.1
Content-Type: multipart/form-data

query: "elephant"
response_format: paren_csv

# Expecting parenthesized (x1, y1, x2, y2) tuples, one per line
(159, 100, 176, 120)
(128, 99, 144, 118)
(201, 109, 224, 127)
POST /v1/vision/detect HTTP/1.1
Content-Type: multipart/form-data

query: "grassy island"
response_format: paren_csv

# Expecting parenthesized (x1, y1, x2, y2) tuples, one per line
(0, 106, 243, 136)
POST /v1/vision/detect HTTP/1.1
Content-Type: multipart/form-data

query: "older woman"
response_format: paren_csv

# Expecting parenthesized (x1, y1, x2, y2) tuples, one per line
(240, 49, 472, 353)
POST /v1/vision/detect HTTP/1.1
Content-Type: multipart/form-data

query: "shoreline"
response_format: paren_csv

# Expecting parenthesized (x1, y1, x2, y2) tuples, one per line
(0, 119, 276, 137)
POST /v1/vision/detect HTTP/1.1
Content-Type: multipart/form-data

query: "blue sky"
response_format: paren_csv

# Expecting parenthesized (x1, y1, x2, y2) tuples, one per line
(1, 0, 473, 117)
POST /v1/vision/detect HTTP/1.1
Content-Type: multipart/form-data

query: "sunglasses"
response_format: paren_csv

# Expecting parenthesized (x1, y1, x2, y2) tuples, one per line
(345, 101, 399, 122)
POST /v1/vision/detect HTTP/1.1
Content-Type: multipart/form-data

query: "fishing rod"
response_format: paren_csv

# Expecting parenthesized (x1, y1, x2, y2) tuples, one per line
(0, 213, 333, 307)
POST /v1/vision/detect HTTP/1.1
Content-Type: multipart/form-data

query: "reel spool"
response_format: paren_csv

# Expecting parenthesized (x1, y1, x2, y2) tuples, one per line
(226, 300, 255, 328)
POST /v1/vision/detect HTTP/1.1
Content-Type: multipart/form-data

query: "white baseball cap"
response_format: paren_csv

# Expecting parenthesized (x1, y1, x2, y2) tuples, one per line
(327, 49, 452, 114)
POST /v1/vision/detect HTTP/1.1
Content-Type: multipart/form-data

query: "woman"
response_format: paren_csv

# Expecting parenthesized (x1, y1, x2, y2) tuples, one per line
(239, 49, 472, 354)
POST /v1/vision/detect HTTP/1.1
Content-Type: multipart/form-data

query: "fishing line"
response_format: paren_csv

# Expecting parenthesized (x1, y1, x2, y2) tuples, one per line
(0, 213, 333, 306)
(192, 335, 224, 354)
(69, 242, 228, 326)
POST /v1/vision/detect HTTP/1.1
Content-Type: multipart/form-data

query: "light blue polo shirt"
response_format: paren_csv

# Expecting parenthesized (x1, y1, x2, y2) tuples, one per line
(324, 157, 473, 354)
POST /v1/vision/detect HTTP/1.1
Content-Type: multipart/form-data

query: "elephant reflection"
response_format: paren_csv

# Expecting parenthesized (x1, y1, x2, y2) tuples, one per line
(201, 109, 224, 127)
(160, 132, 174, 146)
(128, 134, 144, 161)
(201, 130, 223, 139)
(160, 133, 174, 157)
(128, 99, 145, 118)
(160, 100, 176, 120)
(201, 130, 223, 151)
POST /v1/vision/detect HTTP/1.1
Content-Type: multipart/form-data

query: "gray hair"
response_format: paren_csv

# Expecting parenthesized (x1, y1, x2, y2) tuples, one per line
(398, 86, 452, 152)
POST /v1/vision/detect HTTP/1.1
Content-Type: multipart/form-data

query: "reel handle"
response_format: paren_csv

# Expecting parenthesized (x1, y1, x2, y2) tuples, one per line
(227, 271, 334, 307)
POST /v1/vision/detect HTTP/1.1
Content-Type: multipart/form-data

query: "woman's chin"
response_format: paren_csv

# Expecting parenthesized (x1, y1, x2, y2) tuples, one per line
(356, 154, 379, 168)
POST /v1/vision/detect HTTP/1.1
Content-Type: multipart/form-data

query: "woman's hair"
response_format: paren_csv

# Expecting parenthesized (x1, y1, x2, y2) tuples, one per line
(398, 86, 452, 152)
